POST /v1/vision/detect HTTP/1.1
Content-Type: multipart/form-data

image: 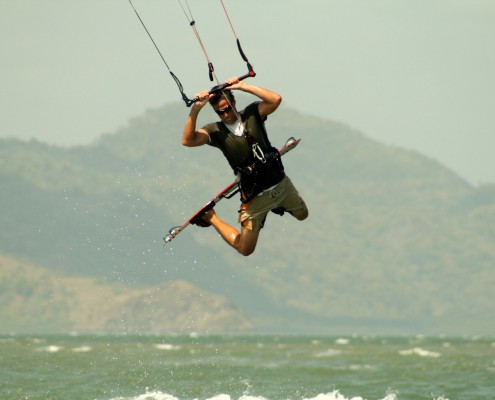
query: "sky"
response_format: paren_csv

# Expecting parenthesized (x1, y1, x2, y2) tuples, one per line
(1, 0, 494, 185)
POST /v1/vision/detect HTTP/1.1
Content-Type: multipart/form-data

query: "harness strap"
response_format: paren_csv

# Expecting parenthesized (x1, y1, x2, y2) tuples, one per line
(242, 127, 266, 163)
(237, 150, 284, 203)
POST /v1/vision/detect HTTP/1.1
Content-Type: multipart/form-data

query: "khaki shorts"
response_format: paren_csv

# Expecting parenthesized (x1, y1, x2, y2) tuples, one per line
(238, 175, 307, 231)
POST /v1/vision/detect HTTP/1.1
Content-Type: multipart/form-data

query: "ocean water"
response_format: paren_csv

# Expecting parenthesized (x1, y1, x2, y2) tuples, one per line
(1, 334, 493, 400)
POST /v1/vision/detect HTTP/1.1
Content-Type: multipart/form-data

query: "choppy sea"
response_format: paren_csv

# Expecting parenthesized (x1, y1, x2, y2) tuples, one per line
(1, 334, 493, 400)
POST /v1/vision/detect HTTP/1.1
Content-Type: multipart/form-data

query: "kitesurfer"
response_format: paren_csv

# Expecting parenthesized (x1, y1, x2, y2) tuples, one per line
(181, 77, 308, 256)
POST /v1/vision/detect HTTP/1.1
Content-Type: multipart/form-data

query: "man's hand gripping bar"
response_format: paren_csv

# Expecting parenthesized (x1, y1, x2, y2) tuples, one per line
(187, 70, 256, 107)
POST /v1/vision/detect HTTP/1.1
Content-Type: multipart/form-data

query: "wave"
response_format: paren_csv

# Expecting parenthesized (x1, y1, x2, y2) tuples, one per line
(153, 343, 181, 351)
(398, 347, 441, 358)
(35, 345, 64, 353)
(315, 348, 343, 357)
(106, 391, 450, 400)
(34, 344, 92, 353)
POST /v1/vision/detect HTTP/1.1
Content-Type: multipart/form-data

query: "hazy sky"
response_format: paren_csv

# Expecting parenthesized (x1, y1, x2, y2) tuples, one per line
(1, 0, 494, 185)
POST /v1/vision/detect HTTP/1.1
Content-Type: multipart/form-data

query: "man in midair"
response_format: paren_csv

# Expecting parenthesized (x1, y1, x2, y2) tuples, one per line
(181, 77, 308, 255)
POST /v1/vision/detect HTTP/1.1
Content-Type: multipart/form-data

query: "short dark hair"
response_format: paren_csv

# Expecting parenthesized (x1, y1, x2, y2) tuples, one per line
(209, 89, 235, 107)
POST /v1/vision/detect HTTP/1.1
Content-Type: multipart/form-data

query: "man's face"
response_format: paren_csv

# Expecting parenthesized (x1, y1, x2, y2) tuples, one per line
(213, 98, 237, 124)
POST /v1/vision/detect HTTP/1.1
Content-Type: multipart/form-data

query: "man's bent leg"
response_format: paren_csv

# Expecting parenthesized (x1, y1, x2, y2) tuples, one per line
(236, 224, 261, 256)
(290, 203, 309, 221)
(204, 209, 261, 256)
(279, 176, 309, 221)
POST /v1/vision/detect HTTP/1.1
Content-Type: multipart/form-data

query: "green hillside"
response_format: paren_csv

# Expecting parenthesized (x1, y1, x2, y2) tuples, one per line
(0, 253, 251, 334)
(1, 101, 494, 335)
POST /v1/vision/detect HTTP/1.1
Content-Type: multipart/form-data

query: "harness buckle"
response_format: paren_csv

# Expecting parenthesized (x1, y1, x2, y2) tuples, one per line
(252, 143, 266, 163)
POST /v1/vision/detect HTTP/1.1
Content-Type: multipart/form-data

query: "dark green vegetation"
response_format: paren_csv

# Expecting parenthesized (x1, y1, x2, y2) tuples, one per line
(1, 101, 494, 334)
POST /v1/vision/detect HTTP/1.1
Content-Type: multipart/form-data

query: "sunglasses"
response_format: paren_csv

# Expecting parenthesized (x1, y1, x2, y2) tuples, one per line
(215, 105, 232, 115)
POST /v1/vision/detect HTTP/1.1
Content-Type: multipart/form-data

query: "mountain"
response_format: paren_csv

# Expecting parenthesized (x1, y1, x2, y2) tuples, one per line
(1, 101, 494, 335)
(0, 253, 251, 334)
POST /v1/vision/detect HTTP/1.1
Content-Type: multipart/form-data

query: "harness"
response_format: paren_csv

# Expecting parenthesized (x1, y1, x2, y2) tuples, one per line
(235, 128, 285, 203)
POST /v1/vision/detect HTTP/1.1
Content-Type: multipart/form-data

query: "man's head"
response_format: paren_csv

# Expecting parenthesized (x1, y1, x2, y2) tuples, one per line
(209, 90, 237, 124)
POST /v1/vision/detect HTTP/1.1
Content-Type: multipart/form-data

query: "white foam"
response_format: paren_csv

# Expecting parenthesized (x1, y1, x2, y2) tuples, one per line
(315, 348, 343, 357)
(154, 343, 181, 351)
(132, 391, 179, 400)
(303, 390, 366, 400)
(398, 347, 441, 358)
(348, 364, 375, 371)
(239, 396, 269, 400)
(335, 338, 350, 345)
(36, 345, 63, 353)
(206, 395, 231, 400)
(110, 391, 406, 400)
(72, 346, 92, 353)
(270, 393, 403, 400)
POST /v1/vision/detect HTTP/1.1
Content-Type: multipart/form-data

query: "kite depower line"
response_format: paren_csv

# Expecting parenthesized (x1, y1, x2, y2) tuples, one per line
(127, 0, 256, 107)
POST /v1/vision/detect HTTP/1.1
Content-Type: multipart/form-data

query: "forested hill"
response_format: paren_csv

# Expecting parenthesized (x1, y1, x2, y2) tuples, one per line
(1, 101, 494, 335)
